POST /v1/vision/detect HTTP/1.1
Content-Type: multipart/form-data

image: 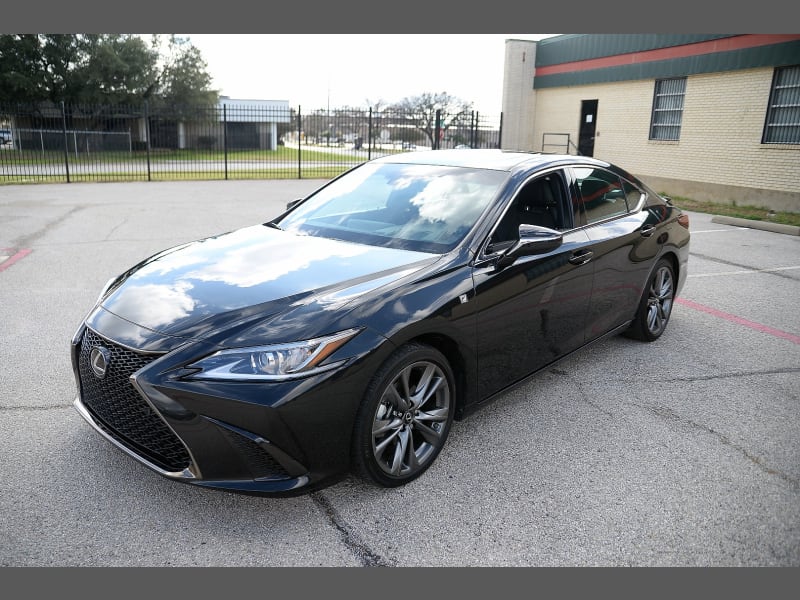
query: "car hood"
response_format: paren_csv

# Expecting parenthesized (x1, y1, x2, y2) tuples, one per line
(98, 224, 439, 342)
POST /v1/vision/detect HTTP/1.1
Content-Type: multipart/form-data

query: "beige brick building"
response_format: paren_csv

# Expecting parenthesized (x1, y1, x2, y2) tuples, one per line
(501, 35, 800, 212)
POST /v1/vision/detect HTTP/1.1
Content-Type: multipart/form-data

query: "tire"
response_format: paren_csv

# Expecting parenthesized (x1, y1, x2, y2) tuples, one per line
(352, 343, 455, 488)
(625, 258, 676, 342)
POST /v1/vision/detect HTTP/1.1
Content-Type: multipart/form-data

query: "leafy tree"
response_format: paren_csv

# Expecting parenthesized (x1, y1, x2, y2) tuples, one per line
(0, 34, 46, 104)
(151, 35, 219, 112)
(38, 34, 91, 104)
(0, 34, 217, 108)
(390, 92, 473, 148)
(82, 35, 160, 104)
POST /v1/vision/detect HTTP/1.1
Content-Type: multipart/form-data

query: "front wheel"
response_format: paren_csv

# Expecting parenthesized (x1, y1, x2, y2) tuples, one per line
(352, 343, 455, 488)
(625, 258, 676, 342)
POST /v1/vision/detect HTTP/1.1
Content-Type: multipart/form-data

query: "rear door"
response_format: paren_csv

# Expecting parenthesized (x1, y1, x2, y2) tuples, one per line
(569, 166, 656, 342)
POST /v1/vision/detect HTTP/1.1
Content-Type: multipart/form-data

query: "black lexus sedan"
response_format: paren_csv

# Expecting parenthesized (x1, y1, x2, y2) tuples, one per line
(72, 149, 690, 496)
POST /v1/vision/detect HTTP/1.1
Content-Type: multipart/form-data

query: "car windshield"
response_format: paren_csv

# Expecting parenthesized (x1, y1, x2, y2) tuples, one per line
(276, 162, 508, 253)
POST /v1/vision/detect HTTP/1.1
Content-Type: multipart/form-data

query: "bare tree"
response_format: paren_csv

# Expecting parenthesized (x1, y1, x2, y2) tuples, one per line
(390, 92, 472, 148)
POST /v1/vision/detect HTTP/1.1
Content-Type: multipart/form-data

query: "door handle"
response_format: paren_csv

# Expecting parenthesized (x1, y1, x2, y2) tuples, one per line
(569, 250, 593, 265)
(640, 224, 656, 237)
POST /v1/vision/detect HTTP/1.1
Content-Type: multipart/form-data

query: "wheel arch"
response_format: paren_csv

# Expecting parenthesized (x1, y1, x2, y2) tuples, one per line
(409, 332, 470, 421)
(659, 250, 681, 297)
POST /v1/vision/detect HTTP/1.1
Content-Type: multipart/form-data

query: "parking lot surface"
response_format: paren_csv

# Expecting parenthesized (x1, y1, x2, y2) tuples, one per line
(1, 180, 798, 566)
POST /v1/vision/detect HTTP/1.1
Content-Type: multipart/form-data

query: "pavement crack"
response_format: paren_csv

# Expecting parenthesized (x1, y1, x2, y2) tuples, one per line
(640, 404, 799, 489)
(550, 368, 614, 417)
(13, 205, 88, 248)
(0, 404, 72, 412)
(104, 217, 129, 241)
(689, 252, 799, 281)
(310, 491, 392, 567)
(655, 367, 800, 383)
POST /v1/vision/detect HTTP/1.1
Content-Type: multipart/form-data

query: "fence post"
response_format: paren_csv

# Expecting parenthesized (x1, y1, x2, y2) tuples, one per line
(368, 107, 373, 161)
(434, 109, 442, 150)
(61, 101, 70, 183)
(498, 112, 503, 149)
(223, 104, 228, 180)
(297, 106, 302, 179)
(471, 111, 477, 148)
(145, 101, 151, 181)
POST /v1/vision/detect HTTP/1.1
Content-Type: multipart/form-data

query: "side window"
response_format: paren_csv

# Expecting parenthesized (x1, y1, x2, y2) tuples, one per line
(622, 179, 644, 211)
(574, 168, 627, 225)
(488, 172, 570, 250)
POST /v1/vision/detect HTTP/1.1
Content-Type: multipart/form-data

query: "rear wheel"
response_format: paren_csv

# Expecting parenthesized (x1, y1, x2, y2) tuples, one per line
(626, 258, 675, 342)
(352, 343, 455, 487)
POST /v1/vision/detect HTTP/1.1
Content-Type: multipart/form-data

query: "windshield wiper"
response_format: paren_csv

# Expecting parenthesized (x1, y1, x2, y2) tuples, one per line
(265, 221, 283, 230)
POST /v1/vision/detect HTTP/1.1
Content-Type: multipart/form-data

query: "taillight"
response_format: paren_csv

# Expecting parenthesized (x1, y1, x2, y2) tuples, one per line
(678, 213, 690, 229)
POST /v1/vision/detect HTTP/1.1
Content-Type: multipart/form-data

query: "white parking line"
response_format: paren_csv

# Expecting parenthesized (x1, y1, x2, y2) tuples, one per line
(688, 265, 800, 278)
(691, 228, 748, 233)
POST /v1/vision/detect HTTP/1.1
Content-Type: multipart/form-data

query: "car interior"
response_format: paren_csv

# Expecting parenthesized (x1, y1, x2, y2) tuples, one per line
(488, 174, 568, 251)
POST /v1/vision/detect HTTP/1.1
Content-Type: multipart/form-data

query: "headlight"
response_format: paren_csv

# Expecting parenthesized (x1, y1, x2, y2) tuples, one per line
(185, 328, 361, 381)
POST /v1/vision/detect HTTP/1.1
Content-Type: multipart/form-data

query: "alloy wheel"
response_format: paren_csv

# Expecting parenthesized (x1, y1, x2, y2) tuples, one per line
(371, 360, 451, 478)
(646, 264, 674, 337)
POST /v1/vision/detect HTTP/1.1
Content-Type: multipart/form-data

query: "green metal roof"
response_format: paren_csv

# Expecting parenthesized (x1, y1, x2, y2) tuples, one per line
(533, 40, 800, 89)
(535, 34, 738, 66)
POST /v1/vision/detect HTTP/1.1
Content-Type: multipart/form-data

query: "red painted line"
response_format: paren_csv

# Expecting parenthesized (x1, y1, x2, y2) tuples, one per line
(0, 248, 32, 273)
(536, 34, 800, 76)
(676, 297, 800, 345)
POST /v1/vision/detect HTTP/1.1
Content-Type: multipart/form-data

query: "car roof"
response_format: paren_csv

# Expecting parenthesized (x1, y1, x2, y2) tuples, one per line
(374, 148, 611, 173)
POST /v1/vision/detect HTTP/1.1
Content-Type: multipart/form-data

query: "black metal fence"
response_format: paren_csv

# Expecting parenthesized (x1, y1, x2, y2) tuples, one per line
(0, 101, 503, 184)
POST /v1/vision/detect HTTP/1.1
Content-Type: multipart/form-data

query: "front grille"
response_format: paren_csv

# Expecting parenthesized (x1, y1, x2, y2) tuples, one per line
(77, 328, 192, 472)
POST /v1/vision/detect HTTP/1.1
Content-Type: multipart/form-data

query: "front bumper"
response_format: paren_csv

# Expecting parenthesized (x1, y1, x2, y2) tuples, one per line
(71, 317, 390, 496)
(73, 394, 311, 494)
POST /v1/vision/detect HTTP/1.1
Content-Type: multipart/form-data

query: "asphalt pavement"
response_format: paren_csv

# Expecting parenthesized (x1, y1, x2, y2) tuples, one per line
(1, 180, 798, 566)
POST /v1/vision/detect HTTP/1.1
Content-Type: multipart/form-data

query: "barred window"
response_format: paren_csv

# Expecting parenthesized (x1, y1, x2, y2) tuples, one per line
(649, 77, 686, 141)
(763, 65, 800, 144)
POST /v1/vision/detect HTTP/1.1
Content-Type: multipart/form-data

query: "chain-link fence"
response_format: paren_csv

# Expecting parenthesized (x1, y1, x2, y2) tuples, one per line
(0, 101, 503, 184)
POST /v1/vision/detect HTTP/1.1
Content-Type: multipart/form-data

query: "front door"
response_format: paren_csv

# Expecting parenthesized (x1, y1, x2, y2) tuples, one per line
(578, 100, 598, 157)
(472, 170, 595, 400)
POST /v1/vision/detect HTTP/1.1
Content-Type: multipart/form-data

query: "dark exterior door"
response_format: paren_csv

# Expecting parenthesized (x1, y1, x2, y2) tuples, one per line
(473, 228, 595, 399)
(578, 100, 598, 157)
(472, 170, 595, 400)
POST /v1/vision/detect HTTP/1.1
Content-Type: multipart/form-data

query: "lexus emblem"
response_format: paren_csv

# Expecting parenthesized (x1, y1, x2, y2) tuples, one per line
(89, 346, 111, 379)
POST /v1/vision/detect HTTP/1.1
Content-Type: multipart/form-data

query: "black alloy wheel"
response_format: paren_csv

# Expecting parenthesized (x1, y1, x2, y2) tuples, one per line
(352, 343, 455, 487)
(626, 258, 676, 342)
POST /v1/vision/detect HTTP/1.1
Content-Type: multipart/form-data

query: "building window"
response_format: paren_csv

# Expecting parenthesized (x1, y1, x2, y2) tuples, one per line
(649, 77, 686, 141)
(763, 65, 800, 144)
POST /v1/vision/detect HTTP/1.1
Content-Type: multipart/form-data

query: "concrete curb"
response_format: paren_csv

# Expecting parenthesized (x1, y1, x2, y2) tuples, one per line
(711, 215, 800, 236)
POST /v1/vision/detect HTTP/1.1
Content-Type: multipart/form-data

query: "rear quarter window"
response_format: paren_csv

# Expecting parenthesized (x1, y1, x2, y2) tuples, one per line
(573, 167, 627, 225)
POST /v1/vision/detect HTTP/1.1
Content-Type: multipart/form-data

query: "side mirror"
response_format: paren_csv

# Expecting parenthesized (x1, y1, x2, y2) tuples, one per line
(497, 224, 563, 268)
(286, 198, 303, 210)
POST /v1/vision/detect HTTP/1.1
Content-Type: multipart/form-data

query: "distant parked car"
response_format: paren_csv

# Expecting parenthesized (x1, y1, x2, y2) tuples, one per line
(71, 149, 690, 497)
(0, 128, 12, 146)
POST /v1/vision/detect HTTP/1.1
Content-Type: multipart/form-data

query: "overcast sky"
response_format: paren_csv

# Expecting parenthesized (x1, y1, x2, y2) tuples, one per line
(183, 34, 560, 115)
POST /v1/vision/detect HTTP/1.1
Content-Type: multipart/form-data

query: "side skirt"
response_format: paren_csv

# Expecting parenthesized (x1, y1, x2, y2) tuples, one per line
(458, 320, 632, 420)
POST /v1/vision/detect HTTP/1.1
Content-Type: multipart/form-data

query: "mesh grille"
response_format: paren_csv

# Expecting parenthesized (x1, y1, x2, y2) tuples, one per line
(77, 328, 192, 472)
(219, 428, 290, 480)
